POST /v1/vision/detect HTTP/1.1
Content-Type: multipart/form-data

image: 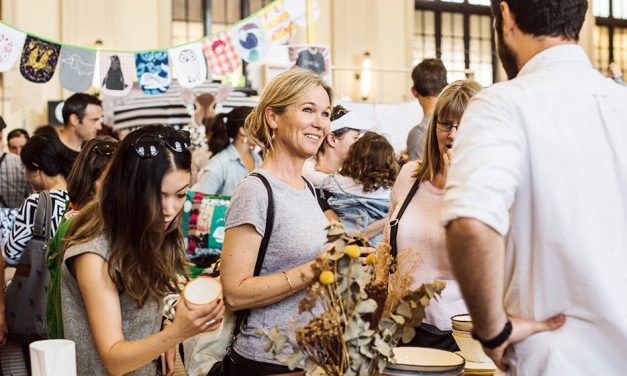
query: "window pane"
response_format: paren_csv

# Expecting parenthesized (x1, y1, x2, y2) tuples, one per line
(469, 14, 493, 86)
(594, 0, 610, 17)
(188, 0, 203, 22)
(413, 10, 437, 66)
(441, 12, 465, 82)
(211, 0, 241, 24)
(172, 0, 187, 21)
(468, 0, 491, 5)
(614, 27, 627, 76)
(594, 25, 610, 74)
(613, 0, 627, 19)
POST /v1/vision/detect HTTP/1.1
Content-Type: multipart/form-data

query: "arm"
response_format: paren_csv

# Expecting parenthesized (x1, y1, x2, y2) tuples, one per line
(74, 253, 224, 376)
(191, 159, 223, 195)
(220, 224, 317, 311)
(361, 218, 385, 241)
(323, 209, 340, 222)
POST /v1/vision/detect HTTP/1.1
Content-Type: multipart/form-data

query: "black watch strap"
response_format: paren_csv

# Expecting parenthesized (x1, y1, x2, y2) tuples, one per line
(472, 320, 513, 349)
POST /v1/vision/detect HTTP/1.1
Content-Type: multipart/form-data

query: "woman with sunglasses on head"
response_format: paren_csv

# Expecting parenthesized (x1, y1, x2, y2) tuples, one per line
(59, 125, 224, 375)
(192, 106, 262, 196)
(382, 80, 481, 351)
(45, 136, 118, 340)
(219, 69, 332, 375)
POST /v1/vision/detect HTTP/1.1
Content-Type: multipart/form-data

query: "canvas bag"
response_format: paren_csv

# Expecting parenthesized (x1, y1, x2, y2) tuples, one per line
(5, 191, 53, 343)
(183, 192, 230, 268)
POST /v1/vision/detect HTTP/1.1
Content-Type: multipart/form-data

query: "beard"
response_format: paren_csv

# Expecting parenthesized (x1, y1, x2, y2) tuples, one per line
(496, 29, 519, 79)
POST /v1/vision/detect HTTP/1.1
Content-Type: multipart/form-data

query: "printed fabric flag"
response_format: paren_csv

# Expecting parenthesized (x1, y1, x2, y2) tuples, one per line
(284, 0, 320, 27)
(136, 50, 171, 95)
(20, 35, 61, 83)
(59, 46, 96, 92)
(257, 0, 295, 44)
(202, 32, 241, 76)
(170, 42, 208, 88)
(0, 23, 26, 72)
(229, 17, 269, 63)
(100, 51, 134, 97)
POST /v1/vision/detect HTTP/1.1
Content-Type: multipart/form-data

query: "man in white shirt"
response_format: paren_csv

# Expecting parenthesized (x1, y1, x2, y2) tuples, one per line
(442, 1, 627, 374)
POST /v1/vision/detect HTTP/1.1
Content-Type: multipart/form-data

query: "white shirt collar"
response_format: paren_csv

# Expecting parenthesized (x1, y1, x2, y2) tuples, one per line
(518, 44, 591, 77)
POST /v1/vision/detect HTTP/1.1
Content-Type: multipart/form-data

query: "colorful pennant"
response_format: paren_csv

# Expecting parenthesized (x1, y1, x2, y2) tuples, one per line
(136, 50, 171, 95)
(258, 0, 295, 44)
(170, 42, 208, 88)
(59, 46, 96, 92)
(202, 32, 242, 76)
(20, 36, 61, 83)
(230, 17, 270, 63)
(284, 0, 320, 28)
(0, 23, 26, 72)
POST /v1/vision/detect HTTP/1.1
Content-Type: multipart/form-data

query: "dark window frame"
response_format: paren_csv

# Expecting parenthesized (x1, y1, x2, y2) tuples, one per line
(415, 0, 496, 83)
(595, 0, 627, 64)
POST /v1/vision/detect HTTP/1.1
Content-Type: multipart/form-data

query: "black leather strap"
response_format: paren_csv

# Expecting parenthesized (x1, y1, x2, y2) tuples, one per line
(389, 177, 421, 271)
(472, 320, 513, 349)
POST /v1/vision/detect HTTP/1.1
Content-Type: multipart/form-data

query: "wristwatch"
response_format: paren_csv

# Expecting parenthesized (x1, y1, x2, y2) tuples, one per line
(472, 320, 513, 349)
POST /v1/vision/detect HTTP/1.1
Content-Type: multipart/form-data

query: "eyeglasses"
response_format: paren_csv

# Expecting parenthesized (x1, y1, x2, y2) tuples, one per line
(93, 141, 118, 157)
(436, 121, 460, 133)
(130, 130, 191, 159)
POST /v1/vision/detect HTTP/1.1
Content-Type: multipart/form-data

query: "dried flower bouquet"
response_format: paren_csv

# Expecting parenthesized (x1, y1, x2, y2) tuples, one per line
(257, 222, 446, 376)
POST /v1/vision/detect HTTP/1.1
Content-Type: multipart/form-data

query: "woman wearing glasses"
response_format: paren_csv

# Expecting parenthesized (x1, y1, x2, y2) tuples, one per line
(383, 80, 482, 351)
(59, 125, 224, 375)
(220, 69, 332, 375)
(45, 136, 118, 340)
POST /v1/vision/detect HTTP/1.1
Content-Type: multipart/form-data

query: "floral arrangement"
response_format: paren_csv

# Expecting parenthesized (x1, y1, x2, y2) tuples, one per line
(257, 222, 446, 376)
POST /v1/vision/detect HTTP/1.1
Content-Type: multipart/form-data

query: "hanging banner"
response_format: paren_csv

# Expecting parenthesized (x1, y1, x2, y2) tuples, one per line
(59, 46, 96, 92)
(284, 0, 320, 27)
(202, 32, 241, 76)
(136, 50, 171, 95)
(230, 17, 270, 63)
(20, 35, 61, 83)
(0, 23, 26, 72)
(258, 0, 295, 44)
(170, 42, 208, 88)
(100, 51, 134, 97)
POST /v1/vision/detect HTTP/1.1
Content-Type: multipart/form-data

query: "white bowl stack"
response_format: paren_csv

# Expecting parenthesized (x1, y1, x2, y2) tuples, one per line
(451, 314, 497, 375)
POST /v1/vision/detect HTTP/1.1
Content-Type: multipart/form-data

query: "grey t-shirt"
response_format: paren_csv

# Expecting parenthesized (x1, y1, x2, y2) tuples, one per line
(225, 169, 328, 365)
(407, 113, 431, 161)
(61, 234, 163, 376)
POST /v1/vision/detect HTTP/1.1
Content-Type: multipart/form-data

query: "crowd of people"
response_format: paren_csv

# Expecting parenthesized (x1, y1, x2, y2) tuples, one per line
(0, 0, 625, 375)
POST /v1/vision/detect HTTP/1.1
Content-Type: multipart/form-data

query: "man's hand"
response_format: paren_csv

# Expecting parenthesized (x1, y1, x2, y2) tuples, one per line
(484, 314, 566, 371)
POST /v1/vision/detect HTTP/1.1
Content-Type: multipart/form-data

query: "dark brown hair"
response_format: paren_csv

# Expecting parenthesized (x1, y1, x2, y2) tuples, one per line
(208, 106, 253, 155)
(339, 132, 399, 192)
(61, 124, 191, 305)
(66, 136, 118, 209)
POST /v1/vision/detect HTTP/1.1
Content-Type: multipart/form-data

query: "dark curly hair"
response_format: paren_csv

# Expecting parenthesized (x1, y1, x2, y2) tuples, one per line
(491, 0, 587, 41)
(339, 132, 399, 192)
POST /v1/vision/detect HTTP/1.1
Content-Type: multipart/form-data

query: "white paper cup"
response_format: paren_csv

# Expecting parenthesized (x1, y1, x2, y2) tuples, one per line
(182, 276, 222, 310)
(30, 339, 76, 376)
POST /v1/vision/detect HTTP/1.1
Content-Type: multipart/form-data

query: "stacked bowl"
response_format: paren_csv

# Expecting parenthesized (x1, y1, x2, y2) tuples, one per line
(451, 314, 496, 375)
(383, 347, 465, 376)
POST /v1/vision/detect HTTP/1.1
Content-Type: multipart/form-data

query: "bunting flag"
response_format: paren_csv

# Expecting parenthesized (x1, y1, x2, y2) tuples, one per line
(284, 0, 320, 27)
(59, 46, 96, 92)
(202, 32, 241, 76)
(136, 50, 171, 95)
(170, 42, 208, 88)
(100, 51, 134, 97)
(19, 36, 61, 83)
(0, 23, 26, 72)
(230, 17, 270, 63)
(258, 0, 295, 44)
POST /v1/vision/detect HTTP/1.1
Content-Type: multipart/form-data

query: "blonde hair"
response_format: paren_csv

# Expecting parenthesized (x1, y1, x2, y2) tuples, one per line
(246, 68, 333, 158)
(413, 80, 482, 182)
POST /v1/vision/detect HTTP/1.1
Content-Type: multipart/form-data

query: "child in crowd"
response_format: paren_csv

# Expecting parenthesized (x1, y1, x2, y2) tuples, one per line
(320, 131, 399, 245)
(59, 125, 223, 375)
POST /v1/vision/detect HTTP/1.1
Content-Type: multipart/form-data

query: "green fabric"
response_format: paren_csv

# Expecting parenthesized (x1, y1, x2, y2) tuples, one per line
(45, 214, 76, 339)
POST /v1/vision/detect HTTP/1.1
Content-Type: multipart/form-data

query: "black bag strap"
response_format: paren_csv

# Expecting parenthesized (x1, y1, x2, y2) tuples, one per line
(389, 178, 421, 272)
(0, 153, 8, 208)
(229, 172, 275, 348)
(302, 176, 315, 197)
(32, 191, 53, 242)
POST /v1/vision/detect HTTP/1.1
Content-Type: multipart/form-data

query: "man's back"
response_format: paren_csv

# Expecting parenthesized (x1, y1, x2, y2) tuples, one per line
(443, 45, 627, 374)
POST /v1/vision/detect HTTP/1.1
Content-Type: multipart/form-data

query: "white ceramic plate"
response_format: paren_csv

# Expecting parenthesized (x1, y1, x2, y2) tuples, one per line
(386, 347, 465, 372)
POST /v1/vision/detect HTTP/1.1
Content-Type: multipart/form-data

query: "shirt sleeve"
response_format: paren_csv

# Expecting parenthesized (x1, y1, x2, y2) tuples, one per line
(225, 176, 269, 236)
(5, 193, 39, 265)
(192, 157, 224, 195)
(441, 90, 526, 236)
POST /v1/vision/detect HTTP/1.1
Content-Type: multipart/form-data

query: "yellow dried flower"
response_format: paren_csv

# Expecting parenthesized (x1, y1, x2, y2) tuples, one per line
(319, 271, 335, 285)
(365, 253, 378, 265)
(344, 245, 360, 258)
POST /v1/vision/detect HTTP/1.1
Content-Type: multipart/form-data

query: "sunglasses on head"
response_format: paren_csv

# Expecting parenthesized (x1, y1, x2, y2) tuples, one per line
(93, 141, 118, 157)
(130, 130, 191, 159)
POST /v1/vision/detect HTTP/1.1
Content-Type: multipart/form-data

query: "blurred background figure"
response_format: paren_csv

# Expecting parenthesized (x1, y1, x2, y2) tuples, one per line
(6, 129, 29, 156)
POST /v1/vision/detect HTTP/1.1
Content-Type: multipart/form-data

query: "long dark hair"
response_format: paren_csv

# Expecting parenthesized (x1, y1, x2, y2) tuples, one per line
(61, 124, 191, 305)
(21, 134, 73, 179)
(208, 106, 253, 155)
(66, 136, 118, 209)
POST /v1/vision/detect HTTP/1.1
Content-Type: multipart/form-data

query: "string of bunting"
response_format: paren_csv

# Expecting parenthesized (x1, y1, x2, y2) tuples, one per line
(0, 0, 318, 96)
